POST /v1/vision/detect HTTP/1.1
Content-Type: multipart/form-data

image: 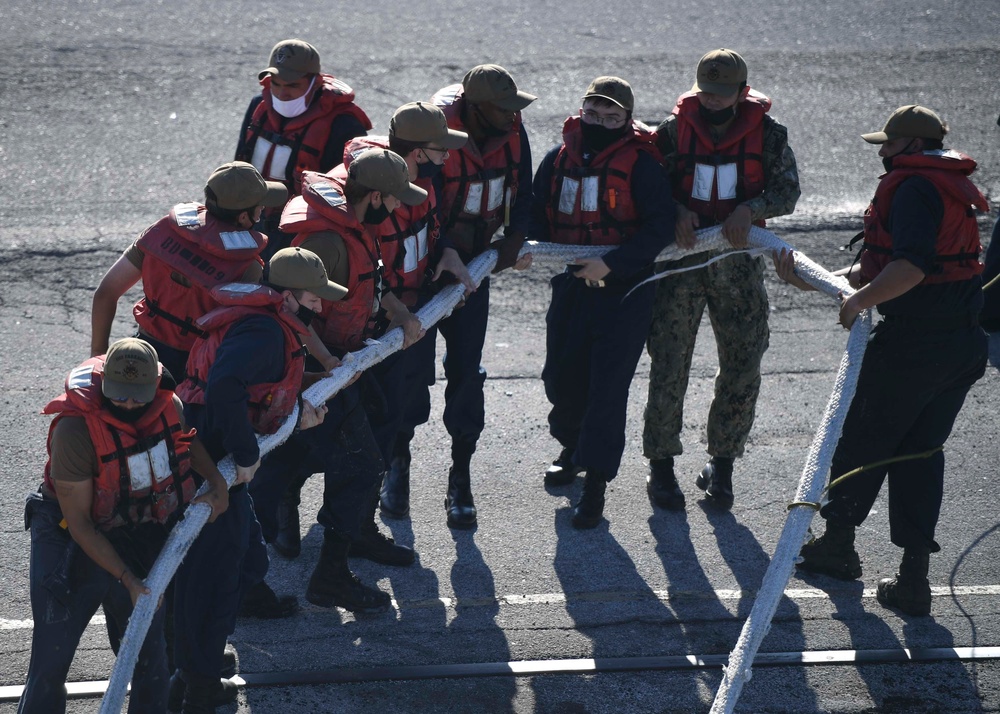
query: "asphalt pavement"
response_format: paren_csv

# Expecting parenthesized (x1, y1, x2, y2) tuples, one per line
(2, 1, 1000, 712)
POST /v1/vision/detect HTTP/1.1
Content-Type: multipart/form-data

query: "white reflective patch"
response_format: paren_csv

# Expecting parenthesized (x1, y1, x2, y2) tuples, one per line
(581, 176, 600, 213)
(558, 178, 579, 215)
(717, 163, 738, 200)
(464, 182, 484, 215)
(402, 225, 429, 273)
(312, 182, 347, 207)
(219, 231, 258, 251)
(250, 137, 273, 174)
(173, 203, 201, 227)
(692, 164, 715, 202)
(219, 282, 260, 294)
(68, 365, 95, 392)
(487, 177, 505, 212)
(267, 145, 292, 181)
(127, 439, 172, 491)
(127, 451, 152, 491)
(416, 225, 428, 261)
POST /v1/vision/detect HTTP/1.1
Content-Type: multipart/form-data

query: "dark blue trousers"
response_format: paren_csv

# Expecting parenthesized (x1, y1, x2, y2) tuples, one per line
(251, 386, 382, 541)
(400, 277, 491, 450)
(542, 273, 655, 478)
(19, 496, 169, 714)
(821, 321, 987, 550)
(173, 487, 267, 678)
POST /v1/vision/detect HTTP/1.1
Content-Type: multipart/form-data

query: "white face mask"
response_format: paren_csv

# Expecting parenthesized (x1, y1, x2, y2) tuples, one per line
(271, 76, 315, 118)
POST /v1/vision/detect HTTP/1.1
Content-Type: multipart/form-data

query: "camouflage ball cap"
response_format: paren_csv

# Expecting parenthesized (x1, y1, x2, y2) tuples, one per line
(583, 76, 634, 111)
(102, 338, 160, 403)
(862, 105, 946, 144)
(206, 162, 287, 210)
(268, 247, 348, 302)
(390, 102, 468, 150)
(462, 64, 537, 111)
(348, 148, 428, 206)
(694, 49, 748, 95)
(258, 39, 321, 81)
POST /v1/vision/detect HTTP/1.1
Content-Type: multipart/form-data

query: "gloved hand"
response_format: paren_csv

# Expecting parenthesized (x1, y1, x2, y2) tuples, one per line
(492, 230, 527, 273)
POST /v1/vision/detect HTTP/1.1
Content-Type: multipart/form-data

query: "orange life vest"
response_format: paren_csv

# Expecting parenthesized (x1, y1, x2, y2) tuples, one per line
(282, 170, 386, 352)
(432, 84, 523, 257)
(343, 136, 439, 306)
(42, 356, 196, 530)
(178, 284, 309, 435)
(672, 89, 769, 225)
(546, 116, 660, 246)
(237, 74, 373, 197)
(860, 150, 989, 284)
(133, 203, 266, 351)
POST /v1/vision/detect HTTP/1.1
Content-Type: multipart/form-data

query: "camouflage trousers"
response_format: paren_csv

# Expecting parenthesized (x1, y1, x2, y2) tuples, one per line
(643, 252, 770, 460)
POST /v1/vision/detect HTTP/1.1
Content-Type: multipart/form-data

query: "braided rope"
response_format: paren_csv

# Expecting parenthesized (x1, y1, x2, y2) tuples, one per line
(101, 226, 854, 712)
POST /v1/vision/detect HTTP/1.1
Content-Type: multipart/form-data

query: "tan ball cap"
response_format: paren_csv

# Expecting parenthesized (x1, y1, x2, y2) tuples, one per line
(206, 162, 287, 210)
(694, 49, 748, 96)
(462, 64, 537, 111)
(258, 39, 321, 82)
(102, 338, 160, 403)
(861, 105, 946, 144)
(390, 102, 468, 150)
(348, 148, 428, 206)
(268, 247, 348, 302)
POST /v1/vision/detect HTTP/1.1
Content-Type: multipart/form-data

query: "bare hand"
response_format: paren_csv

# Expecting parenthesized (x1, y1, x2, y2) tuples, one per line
(299, 400, 328, 430)
(122, 571, 152, 608)
(235, 458, 261, 485)
(388, 311, 425, 349)
(570, 257, 611, 283)
(513, 253, 533, 270)
(433, 248, 476, 295)
(191, 481, 230, 523)
(838, 292, 862, 330)
(771, 248, 813, 291)
(674, 205, 699, 249)
(722, 205, 752, 249)
(301, 370, 332, 390)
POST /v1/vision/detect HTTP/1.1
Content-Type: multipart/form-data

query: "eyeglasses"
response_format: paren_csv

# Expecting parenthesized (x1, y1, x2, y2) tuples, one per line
(107, 395, 152, 406)
(581, 109, 627, 128)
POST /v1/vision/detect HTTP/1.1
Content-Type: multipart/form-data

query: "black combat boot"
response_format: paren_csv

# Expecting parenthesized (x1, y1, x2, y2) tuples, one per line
(445, 442, 477, 529)
(797, 519, 863, 580)
(272, 488, 302, 559)
(306, 530, 392, 614)
(236, 580, 298, 619)
(696, 456, 735, 509)
(647, 457, 686, 511)
(379, 438, 411, 519)
(351, 484, 415, 566)
(572, 470, 608, 529)
(169, 667, 239, 713)
(179, 670, 238, 714)
(545, 447, 583, 487)
(877, 546, 932, 616)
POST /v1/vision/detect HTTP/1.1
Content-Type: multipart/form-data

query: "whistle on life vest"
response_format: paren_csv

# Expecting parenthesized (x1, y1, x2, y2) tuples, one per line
(608, 188, 617, 210)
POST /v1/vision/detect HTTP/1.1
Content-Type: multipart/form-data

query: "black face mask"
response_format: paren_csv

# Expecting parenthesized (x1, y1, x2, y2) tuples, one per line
(295, 303, 318, 327)
(417, 159, 443, 179)
(364, 201, 391, 225)
(698, 103, 738, 126)
(881, 138, 918, 172)
(105, 399, 153, 424)
(580, 121, 628, 154)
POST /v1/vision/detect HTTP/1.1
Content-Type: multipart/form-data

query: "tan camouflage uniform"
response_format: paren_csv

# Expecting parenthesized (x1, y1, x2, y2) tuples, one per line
(643, 112, 800, 460)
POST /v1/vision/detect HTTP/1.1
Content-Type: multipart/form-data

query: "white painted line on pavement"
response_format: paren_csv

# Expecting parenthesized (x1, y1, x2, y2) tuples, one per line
(1, 584, 998, 631)
(2, 646, 999, 702)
